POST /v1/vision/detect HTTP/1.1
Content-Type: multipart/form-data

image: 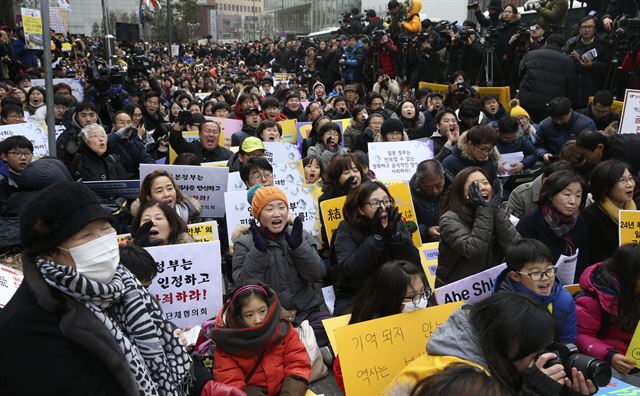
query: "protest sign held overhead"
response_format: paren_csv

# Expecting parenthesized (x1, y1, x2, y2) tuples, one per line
(368, 140, 434, 182)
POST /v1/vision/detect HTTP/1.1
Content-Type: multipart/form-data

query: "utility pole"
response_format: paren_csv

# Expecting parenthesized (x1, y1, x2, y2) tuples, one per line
(40, 0, 55, 156)
(167, 0, 172, 45)
(100, 0, 113, 65)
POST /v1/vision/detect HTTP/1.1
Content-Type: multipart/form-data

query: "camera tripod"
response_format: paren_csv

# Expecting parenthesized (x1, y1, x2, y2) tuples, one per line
(476, 43, 504, 87)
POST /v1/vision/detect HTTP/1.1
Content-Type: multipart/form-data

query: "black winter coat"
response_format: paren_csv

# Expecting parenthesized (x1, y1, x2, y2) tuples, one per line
(169, 130, 233, 163)
(602, 134, 640, 175)
(564, 36, 613, 107)
(581, 203, 618, 264)
(107, 132, 155, 178)
(68, 144, 130, 181)
(518, 46, 577, 112)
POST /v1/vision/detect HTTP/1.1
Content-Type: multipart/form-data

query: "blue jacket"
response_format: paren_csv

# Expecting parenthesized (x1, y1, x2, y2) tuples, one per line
(534, 111, 596, 159)
(496, 135, 538, 168)
(341, 43, 365, 84)
(494, 268, 577, 344)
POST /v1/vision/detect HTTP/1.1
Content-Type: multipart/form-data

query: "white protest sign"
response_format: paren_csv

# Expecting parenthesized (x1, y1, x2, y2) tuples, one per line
(619, 89, 640, 135)
(140, 164, 229, 217)
(31, 78, 84, 102)
(227, 171, 246, 192)
(434, 263, 507, 305)
(368, 140, 434, 181)
(146, 241, 223, 328)
(55, 124, 66, 140)
(194, 93, 211, 100)
(0, 122, 49, 158)
(498, 151, 524, 177)
(272, 161, 305, 188)
(263, 142, 301, 165)
(322, 286, 336, 315)
(0, 264, 23, 309)
(171, 44, 180, 57)
(224, 183, 320, 246)
(555, 249, 579, 286)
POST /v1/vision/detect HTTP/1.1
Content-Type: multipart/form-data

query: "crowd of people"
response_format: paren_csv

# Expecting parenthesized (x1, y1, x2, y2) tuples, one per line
(1, 0, 640, 394)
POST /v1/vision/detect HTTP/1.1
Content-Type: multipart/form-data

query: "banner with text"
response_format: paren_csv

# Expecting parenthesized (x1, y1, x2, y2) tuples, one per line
(619, 89, 640, 134)
(434, 263, 507, 305)
(368, 140, 434, 182)
(619, 210, 640, 245)
(0, 122, 49, 158)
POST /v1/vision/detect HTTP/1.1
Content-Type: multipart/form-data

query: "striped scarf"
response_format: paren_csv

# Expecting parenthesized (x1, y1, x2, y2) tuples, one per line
(35, 257, 192, 396)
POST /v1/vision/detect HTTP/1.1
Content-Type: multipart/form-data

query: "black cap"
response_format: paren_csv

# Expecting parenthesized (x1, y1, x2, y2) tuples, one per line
(243, 107, 260, 116)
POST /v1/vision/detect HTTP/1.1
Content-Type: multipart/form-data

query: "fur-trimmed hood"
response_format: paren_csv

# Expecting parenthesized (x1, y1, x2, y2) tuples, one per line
(456, 131, 500, 163)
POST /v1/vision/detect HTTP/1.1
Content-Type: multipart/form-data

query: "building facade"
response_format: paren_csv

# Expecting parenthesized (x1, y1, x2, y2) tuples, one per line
(265, 0, 360, 35)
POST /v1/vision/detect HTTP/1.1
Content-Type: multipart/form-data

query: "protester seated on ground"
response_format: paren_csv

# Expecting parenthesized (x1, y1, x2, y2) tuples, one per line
(212, 102, 232, 118)
(582, 160, 636, 264)
(362, 111, 385, 150)
(170, 118, 233, 163)
(302, 115, 332, 157)
(410, 159, 447, 243)
(211, 282, 311, 396)
(575, 129, 640, 176)
(0, 135, 33, 214)
(384, 292, 596, 396)
(67, 123, 129, 181)
(410, 364, 506, 396)
(307, 122, 349, 170)
(375, 117, 410, 142)
(302, 155, 323, 185)
(480, 93, 507, 124)
(2, 158, 73, 217)
(0, 181, 211, 396)
(326, 96, 351, 119)
(232, 186, 329, 346)
(534, 96, 597, 163)
(352, 150, 374, 180)
(495, 115, 537, 175)
(494, 238, 576, 343)
(332, 181, 420, 315)
(239, 156, 274, 188)
(516, 170, 589, 283)
(232, 107, 261, 147)
(334, 260, 432, 392)
(0, 103, 25, 125)
(576, 244, 640, 375)
(506, 160, 574, 219)
(391, 99, 427, 140)
(343, 105, 368, 151)
(281, 91, 308, 122)
(577, 90, 619, 132)
(260, 96, 287, 122)
(442, 125, 500, 183)
(437, 167, 520, 286)
(510, 99, 537, 144)
(131, 200, 195, 247)
(256, 120, 282, 142)
(456, 97, 484, 132)
(23, 86, 46, 116)
(430, 108, 460, 162)
(227, 136, 266, 172)
(136, 169, 201, 224)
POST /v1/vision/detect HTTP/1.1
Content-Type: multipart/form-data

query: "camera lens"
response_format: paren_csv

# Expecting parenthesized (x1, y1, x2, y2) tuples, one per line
(566, 354, 612, 387)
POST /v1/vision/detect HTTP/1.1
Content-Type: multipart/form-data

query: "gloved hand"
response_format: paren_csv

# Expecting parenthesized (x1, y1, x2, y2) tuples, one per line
(133, 220, 164, 247)
(249, 219, 268, 253)
(115, 126, 135, 139)
(489, 179, 503, 208)
(284, 213, 304, 250)
(384, 206, 402, 239)
(371, 207, 385, 240)
(467, 181, 487, 207)
(334, 175, 357, 196)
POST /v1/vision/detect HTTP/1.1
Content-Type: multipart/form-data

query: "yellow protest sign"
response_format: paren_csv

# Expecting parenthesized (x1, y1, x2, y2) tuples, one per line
(187, 221, 219, 242)
(477, 86, 512, 111)
(588, 96, 624, 115)
(626, 322, 640, 368)
(563, 284, 582, 296)
(418, 82, 448, 96)
(336, 302, 463, 396)
(619, 210, 640, 245)
(21, 8, 43, 50)
(201, 161, 228, 167)
(278, 119, 297, 143)
(419, 242, 439, 290)
(319, 183, 422, 247)
(322, 314, 351, 355)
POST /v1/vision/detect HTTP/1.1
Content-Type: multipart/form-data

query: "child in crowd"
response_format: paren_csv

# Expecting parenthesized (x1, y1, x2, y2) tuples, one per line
(302, 155, 323, 185)
(212, 283, 311, 396)
(494, 238, 576, 343)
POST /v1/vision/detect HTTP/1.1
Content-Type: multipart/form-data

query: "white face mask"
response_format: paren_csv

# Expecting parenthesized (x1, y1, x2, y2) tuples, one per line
(402, 296, 429, 313)
(59, 232, 120, 284)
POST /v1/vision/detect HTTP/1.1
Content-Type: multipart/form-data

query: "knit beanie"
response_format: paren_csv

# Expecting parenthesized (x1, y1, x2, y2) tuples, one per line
(250, 186, 289, 220)
(510, 99, 531, 119)
(20, 181, 112, 255)
(381, 118, 404, 137)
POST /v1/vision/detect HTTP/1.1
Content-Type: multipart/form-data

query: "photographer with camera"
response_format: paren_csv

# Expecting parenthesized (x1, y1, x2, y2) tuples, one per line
(506, 20, 547, 89)
(576, 244, 640, 377)
(446, 28, 484, 86)
(564, 16, 614, 108)
(339, 35, 366, 85)
(366, 30, 398, 81)
(107, 111, 154, 178)
(372, 72, 401, 105)
(524, 0, 569, 34)
(385, 292, 599, 395)
(602, 0, 639, 31)
(408, 21, 447, 90)
(363, 10, 384, 36)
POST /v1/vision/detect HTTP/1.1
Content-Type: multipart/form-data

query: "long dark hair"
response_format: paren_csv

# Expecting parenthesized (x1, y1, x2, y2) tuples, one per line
(537, 170, 585, 209)
(589, 159, 632, 203)
(350, 261, 426, 324)
(441, 167, 488, 214)
(605, 244, 640, 332)
(131, 200, 188, 245)
(322, 153, 367, 194)
(411, 364, 505, 396)
(470, 292, 555, 393)
(343, 180, 394, 227)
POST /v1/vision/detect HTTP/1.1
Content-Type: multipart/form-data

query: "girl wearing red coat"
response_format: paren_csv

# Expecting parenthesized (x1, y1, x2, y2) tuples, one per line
(212, 283, 311, 396)
(576, 244, 640, 375)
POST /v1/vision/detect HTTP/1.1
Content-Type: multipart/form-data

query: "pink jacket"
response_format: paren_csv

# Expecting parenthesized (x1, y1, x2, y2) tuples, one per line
(576, 263, 633, 361)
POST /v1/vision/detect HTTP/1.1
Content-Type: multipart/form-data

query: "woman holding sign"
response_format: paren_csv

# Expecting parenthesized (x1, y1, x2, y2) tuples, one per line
(332, 181, 421, 315)
(437, 167, 520, 286)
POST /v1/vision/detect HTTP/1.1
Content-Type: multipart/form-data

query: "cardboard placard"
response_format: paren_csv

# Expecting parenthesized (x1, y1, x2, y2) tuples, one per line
(419, 242, 439, 290)
(21, 8, 43, 50)
(0, 264, 23, 309)
(146, 241, 223, 328)
(336, 302, 463, 395)
(434, 264, 507, 305)
(277, 119, 297, 143)
(0, 122, 49, 158)
(368, 141, 434, 182)
(187, 221, 219, 242)
(618, 89, 640, 134)
(263, 142, 301, 164)
(139, 164, 229, 218)
(619, 210, 640, 245)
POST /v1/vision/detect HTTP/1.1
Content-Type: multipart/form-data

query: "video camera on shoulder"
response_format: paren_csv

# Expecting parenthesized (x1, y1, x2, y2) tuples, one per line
(541, 342, 611, 387)
(523, 0, 547, 12)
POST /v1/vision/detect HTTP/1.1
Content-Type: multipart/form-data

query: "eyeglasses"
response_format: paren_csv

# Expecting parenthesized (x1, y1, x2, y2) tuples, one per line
(517, 267, 557, 281)
(618, 176, 635, 185)
(249, 171, 273, 181)
(366, 198, 392, 209)
(7, 151, 32, 159)
(476, 145, 494, 153)
(404, 288, 432, 306)
(580, 25, 596, 30)
(5, 114, 24, 121)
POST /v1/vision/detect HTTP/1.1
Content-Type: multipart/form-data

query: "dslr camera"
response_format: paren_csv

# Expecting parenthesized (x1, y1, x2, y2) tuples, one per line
(523, 0, 547, 12)
(542, 342, 611, 387)
(178, 110, 193, 125)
